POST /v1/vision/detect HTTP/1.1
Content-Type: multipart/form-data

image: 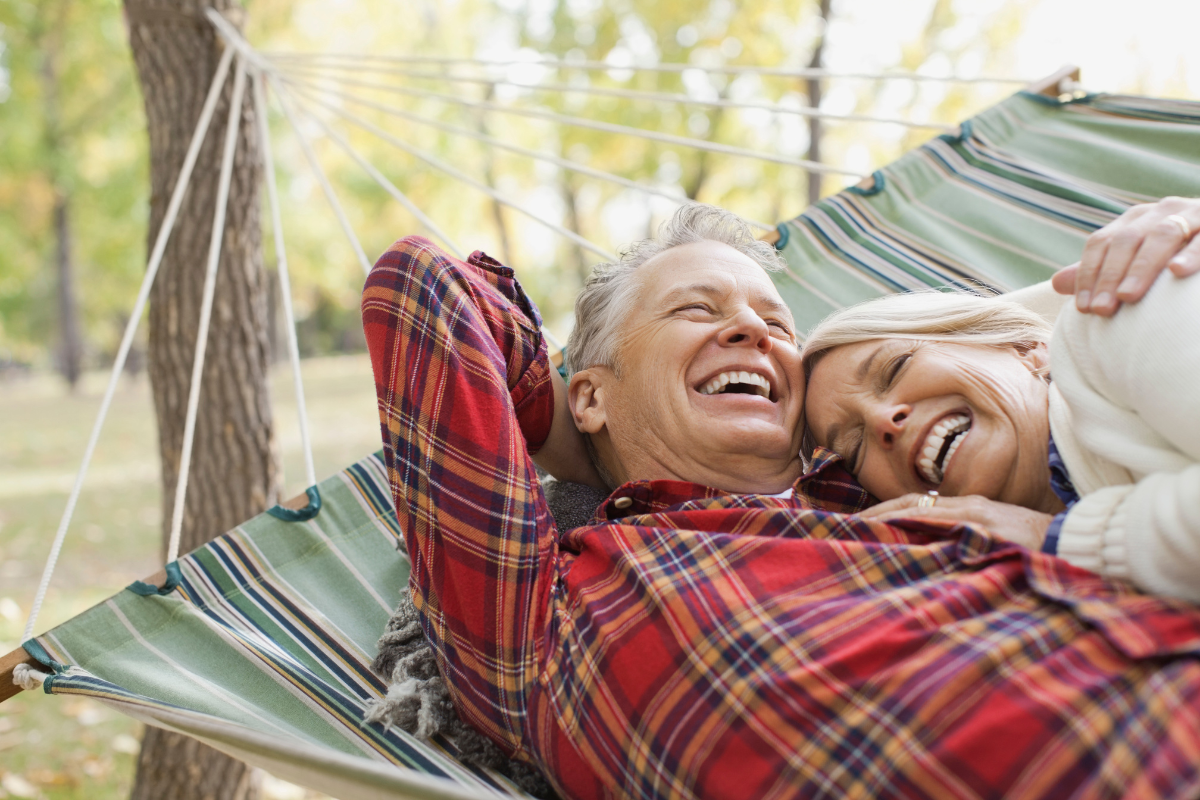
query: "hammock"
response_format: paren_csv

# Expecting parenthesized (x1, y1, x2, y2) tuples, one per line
(5, 11, 1200, 800)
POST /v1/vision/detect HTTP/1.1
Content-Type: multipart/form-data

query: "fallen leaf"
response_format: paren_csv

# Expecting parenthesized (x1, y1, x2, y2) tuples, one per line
(0, 773, 38, 799)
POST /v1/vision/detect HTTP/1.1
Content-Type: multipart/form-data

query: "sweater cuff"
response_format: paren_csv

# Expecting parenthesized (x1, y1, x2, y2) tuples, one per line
(1041, 512, 1067, 555)
(1055, 488, 1133, 581)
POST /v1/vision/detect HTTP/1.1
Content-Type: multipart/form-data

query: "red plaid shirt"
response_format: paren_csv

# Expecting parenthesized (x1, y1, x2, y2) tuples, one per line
(363, 237, 1200, 800)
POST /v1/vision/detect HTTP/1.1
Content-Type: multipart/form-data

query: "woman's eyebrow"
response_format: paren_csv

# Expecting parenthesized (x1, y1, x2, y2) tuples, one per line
(856, 343, 886, 382)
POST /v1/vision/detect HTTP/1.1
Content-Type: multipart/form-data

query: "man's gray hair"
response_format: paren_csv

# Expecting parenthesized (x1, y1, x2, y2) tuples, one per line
(566, 203, 785, 376)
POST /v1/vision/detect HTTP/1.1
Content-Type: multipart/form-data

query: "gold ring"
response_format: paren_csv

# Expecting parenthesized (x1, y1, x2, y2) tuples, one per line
(916, 493, 935, 508)
(1166, 214, 1193, 241)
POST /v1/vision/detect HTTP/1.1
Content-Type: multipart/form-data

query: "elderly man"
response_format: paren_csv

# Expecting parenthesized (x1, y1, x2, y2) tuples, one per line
(363, 203, 1200, 800)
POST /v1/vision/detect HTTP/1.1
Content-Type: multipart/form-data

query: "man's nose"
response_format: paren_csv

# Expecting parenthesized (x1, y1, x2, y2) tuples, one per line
(717, 309, 772, 353)
(868, 404, 910, 448)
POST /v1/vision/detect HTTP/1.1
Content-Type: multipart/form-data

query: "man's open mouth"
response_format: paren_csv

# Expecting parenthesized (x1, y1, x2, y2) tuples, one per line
(698, 370, 774, 401)
(917, 413, 971, 485)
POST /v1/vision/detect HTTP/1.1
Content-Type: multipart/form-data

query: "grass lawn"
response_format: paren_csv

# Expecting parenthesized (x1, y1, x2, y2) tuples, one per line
(0, 354, 384, 800)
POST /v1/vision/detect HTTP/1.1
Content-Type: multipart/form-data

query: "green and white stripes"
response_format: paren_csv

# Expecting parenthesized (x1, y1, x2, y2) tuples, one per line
(29, 454, 536, 800)
(775, 91, 1200, 337)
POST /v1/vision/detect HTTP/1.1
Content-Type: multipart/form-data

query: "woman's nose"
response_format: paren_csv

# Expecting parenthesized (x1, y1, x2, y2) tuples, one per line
(717, 309, 772, 354)
(869, 405, 909, 448)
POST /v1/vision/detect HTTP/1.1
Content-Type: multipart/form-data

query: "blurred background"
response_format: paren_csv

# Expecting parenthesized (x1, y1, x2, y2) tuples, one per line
(0, 0, 1195, 797)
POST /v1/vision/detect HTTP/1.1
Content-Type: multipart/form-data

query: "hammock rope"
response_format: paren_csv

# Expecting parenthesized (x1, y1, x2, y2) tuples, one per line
(274, 80, 374, 275)
(267, 80, 467, 258)
(21, 45, 237, 641)
(274, 77, 621, 261)
(278, 74, 773, 232)
(277, 70, 866, 177)
(255, 72, 318, 491)
(270, 60, 960, 132)
(168, 57, 251, 564)
(264, 51, 1031, 85)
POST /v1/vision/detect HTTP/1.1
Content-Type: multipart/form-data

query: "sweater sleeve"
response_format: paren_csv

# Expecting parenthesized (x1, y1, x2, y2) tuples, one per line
(1050, 269, 1200, 602)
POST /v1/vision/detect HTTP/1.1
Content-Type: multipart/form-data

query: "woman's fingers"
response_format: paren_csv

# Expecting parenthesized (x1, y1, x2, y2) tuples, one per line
(1073, 222, 1116, 311)
(859, 493, 970, 520)
(1072, 198, 1200, 314)
(1169, 233, 1200, 277)
(859, 494, 1052, 551)
(1083, 224, 1142, 315)
(1051, 263, 1079, 295)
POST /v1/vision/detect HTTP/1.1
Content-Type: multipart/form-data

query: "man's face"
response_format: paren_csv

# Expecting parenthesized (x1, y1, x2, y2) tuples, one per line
(572, 240, 805, 493)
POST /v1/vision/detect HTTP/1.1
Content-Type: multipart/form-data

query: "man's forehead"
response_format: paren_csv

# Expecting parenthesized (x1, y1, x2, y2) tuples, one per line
(640, 240, 781, 300)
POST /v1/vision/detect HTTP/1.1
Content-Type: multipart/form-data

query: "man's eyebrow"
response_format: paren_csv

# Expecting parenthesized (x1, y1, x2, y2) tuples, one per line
(661, 283, 723, 304)
(752, 292, 790, 316)
(660, 284, 791, 318)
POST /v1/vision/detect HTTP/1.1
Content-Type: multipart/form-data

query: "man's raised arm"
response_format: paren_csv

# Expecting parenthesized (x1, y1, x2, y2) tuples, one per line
(362, 237, 560, 758)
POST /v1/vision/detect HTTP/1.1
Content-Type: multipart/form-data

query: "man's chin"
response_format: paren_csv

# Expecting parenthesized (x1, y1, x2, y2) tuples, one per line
(692, 421, 799, 463)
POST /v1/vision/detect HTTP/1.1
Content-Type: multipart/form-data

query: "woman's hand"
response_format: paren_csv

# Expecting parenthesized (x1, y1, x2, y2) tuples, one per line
(1052, 196, 1200, 316)
(859, 494, 1053, 551)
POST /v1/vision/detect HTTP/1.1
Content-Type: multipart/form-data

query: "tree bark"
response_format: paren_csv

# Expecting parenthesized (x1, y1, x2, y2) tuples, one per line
(806, 0, 832, 207)
(124, 1, 276, 798)
(53, 193, 83, 388)
(36, 4, 85, 390)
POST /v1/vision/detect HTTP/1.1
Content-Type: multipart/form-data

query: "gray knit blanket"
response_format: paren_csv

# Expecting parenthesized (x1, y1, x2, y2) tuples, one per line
(367, 478, 608, 799)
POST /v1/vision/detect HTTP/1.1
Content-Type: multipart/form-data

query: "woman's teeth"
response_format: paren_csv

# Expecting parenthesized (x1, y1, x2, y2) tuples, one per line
(699, 371, 771, 399)
(918, 413, 971, 485)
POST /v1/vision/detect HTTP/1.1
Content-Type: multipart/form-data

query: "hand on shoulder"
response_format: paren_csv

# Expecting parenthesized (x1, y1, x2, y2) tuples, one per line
(1051, 196, 1200, 315)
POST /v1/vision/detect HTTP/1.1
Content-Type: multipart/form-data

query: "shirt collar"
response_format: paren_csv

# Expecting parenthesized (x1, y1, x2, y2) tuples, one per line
(592, 447, 874, 522)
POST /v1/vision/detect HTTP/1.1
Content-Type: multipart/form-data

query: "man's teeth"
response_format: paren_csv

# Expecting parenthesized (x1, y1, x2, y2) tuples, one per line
(917, 413, 971, 485)
(699, 370, 771, 399)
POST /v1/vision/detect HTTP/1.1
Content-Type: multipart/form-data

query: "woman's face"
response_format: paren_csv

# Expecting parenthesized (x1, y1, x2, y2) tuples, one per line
(805, 338, 1060, 512)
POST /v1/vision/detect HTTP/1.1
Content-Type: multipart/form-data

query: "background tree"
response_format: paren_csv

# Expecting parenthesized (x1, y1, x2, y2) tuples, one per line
(0, 0, 146, 380)
(123, 1, 274, 798)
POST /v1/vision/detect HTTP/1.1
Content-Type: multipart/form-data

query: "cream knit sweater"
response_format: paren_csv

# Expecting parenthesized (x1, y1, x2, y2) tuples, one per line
(1011, 275, 1200, 603)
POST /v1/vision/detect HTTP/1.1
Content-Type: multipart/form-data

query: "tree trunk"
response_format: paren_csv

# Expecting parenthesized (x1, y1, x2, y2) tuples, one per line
(53, 193, 83, 388)
(806, 0, 832, 207)
(37, 8, 85, 390)
(124, 2, 276, 798)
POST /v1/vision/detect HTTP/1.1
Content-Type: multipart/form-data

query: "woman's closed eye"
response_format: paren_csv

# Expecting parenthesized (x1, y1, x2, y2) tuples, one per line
(882, 352, 911, 389)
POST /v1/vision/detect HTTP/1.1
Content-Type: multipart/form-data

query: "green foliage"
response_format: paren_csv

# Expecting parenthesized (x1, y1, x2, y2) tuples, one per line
(0, 0, 1034, 368)
(0, 0, 147, 370)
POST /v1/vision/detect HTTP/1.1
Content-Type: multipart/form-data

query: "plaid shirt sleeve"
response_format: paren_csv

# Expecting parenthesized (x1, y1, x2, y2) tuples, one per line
(362, 236, 557, 757)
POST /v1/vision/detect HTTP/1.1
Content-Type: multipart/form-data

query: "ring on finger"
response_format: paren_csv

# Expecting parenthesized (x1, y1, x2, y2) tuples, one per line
(1166, 214, 1193, 241)
(917, 492, 937, 508)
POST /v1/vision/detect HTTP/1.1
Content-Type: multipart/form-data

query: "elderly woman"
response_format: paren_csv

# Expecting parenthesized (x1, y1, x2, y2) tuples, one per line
(801, 212, 1200, 603)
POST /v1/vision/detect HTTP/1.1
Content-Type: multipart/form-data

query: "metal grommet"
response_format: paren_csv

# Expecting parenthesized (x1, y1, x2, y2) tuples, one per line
(613, 496, 633, 510)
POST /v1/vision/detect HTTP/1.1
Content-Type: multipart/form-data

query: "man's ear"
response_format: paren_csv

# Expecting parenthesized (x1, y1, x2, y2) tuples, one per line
(568, 368, 610, 435)
(1013, 341, 1051, 380)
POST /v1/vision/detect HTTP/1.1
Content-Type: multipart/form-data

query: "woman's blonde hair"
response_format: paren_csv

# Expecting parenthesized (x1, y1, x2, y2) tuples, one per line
(801, 289, 1053, 376)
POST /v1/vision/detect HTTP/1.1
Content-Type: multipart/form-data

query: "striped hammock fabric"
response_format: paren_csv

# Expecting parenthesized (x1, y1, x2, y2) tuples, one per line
(27, 454, 536, 800)
(773, 91, 1200, 334)
(20, 89, 1200, 800)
